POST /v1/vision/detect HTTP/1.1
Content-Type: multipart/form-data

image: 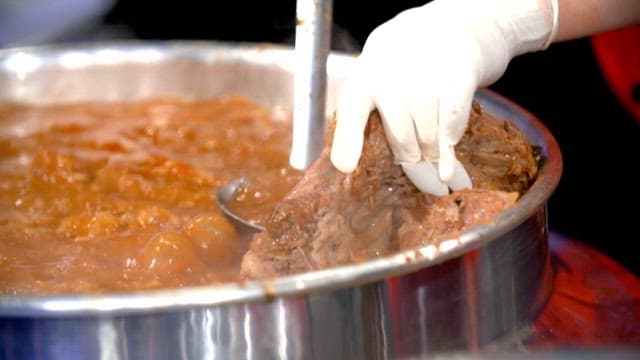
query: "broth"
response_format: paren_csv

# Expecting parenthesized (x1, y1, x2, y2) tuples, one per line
(0, 96, 300, 294)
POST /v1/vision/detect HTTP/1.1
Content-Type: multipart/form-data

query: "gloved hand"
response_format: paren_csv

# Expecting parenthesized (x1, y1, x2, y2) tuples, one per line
(330, 0, 558, 195)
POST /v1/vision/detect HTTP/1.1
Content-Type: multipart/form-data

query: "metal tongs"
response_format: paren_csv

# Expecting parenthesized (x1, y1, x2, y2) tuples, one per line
(217, 0, 333, 235)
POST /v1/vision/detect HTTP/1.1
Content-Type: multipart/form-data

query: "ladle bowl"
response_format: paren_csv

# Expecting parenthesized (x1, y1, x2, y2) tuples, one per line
(216, 177, 265, 235)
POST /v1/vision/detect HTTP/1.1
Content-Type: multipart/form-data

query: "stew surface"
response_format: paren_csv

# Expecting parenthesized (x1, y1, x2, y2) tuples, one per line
(0, 96, 300, 294)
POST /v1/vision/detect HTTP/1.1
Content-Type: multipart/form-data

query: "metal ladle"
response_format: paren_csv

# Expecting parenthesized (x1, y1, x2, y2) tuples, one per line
(217, 0, 333, 235)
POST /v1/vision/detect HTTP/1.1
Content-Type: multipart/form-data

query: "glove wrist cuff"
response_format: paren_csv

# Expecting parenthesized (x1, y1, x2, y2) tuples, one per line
(542, 0, 559, 49)
(490, 0, 559, 56)
(423, 0, 558, 84)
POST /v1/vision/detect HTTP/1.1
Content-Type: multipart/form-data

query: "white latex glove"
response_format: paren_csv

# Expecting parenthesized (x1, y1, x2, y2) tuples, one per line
(330, 0, 558, 195)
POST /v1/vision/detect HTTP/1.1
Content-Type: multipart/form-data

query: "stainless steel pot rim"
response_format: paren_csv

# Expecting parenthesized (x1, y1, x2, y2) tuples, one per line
(0, 41, 562, 316)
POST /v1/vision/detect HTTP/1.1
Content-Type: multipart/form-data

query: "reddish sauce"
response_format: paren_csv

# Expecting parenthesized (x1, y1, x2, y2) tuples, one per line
(0, 96, 299, 294)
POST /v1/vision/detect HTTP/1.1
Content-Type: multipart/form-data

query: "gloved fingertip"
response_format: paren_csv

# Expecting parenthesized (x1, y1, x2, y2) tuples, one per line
(331, 109, 368, 175)
(438, 148, 456, 182)
(330, 145, 358, 173)
(446, 159, 472, 191)
(400, 161, 449, 196)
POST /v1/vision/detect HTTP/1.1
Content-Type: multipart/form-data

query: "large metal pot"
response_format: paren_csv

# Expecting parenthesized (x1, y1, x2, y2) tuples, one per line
(0, 41, 562, 359)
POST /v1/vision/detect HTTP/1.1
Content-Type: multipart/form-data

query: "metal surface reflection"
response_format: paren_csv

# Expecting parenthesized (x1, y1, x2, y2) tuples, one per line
(390, 212, 552, 356)
(2, 284, 395, 359)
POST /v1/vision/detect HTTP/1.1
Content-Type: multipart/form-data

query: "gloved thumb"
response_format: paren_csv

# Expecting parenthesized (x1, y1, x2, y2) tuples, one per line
(330, 70, 375, 173)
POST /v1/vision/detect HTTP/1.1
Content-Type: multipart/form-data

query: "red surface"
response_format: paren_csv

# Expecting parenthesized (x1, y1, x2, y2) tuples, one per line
(529, 232, 640, 348)
(591, 26, 640, 123)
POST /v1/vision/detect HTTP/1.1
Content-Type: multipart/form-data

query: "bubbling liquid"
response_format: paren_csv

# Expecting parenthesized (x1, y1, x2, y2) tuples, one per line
(0, 96, 300, 294)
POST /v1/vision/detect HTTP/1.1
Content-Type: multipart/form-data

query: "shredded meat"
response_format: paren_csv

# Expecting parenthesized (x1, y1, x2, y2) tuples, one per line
(241, 102, 537, 279)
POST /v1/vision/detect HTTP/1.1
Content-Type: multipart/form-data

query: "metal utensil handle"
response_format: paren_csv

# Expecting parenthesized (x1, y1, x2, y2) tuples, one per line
(290, 0, 333, 170)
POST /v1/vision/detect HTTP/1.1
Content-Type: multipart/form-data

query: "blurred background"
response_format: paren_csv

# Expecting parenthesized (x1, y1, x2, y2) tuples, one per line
(1, 0, 638, 276)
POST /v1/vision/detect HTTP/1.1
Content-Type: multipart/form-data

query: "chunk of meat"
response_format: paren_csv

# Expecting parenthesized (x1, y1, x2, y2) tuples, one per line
(396, 189, 518, 250)
(241, 102, 536, 279)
